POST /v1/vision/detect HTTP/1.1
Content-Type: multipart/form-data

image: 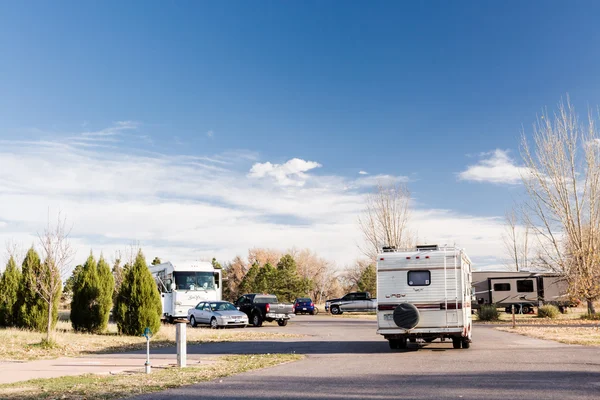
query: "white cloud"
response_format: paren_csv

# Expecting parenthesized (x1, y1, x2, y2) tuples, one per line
(0, 125, 511, 270)
(81, 120, 139, 137)
(458, 149, 531, 184)
(359, 171, 368, 175)
(248, 158, 322, 186)
(352, 174, 410, 188)
(207, 130, 214, 138)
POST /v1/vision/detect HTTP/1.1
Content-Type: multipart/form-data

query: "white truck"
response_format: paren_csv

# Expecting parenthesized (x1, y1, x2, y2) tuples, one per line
(149, 261, 222, 322)
(376, 245, 473, 350)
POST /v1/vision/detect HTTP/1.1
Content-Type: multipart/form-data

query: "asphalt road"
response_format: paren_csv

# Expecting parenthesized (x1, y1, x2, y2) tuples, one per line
(133, 315, 600, 400)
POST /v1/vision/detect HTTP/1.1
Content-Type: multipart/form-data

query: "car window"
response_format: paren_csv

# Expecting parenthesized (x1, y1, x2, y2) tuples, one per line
(343, 294, 356, 301)
(255, 295, 278, 304)
(195, 302, 204, 310)
(356, 293, 367, 300)
(494, 283, 511, 292)
(203, 303, 211, 311)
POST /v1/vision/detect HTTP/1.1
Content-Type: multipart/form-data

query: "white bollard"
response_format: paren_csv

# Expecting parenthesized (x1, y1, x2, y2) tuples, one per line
(176, 321, 187, 368)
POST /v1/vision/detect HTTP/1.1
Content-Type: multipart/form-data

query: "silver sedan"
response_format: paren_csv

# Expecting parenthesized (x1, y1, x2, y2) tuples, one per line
(187, 301, 249, 329)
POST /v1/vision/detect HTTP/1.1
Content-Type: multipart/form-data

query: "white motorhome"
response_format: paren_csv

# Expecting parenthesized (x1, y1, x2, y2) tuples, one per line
(149, 262, 222, 322)
(376, 245, 473, 350)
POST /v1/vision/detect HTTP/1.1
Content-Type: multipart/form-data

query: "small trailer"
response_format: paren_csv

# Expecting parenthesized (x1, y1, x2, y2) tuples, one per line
(149, 262, 222, 322)
(472, 271, 575, 314)
(376, 245, 473, 350)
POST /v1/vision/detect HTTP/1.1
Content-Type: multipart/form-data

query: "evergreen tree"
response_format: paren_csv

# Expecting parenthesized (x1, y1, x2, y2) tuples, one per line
(273, 255, 311, 302)
(114, 250, 162, 336)
(238, 262, 260, 295)
(254, 262, 276, 294)
(70, 253, 101, 332)
(17, 247, 57, 331)
(0, 256, 21, 327)
(211, 258, 222, 269)
(63, 264, 83, 299)
(96, 255, 114, 332)
(151, 257, 161, 266)
(112, 258, 124, 306)
(357, 264, 377, 297)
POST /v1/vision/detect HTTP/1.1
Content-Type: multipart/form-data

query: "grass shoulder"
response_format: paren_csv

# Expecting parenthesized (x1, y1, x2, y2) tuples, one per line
(497, 326, 600, 346)
(0, 321, 302, 361)
(0, 353, 303, 400)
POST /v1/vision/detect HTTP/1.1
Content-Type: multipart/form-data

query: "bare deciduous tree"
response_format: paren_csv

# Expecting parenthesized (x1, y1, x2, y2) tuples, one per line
(520, 98, 600, 314)
(34, 214, 75, 342)
(358, 183, 414, 261)
(502, 208, 530, 272)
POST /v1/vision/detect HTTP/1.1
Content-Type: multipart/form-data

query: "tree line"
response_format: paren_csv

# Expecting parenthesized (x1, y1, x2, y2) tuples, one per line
(0, 246, 162, 339)
(221, 248, 377, 302)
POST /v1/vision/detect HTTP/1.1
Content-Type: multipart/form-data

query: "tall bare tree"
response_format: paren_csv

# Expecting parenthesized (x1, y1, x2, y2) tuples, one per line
(520, 98, 600, 314)
(358, 183, 414, 261)
(33, 213, 75, 342)
(502, 208, 531, 272)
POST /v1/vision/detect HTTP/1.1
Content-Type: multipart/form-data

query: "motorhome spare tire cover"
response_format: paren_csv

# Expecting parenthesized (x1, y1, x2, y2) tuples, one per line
(393, 303, 420, 329)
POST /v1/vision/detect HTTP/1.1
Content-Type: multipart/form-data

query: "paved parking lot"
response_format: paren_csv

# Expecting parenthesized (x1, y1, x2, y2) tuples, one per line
(136, 315, 600, 400)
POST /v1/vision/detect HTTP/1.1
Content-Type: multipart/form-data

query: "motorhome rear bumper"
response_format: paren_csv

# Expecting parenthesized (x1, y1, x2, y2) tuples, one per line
(377, 327, 464, 335)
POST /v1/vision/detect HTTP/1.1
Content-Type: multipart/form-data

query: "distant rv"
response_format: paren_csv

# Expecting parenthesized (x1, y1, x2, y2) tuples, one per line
(149, 261, 222, 322)
(472, 271, 576, 314)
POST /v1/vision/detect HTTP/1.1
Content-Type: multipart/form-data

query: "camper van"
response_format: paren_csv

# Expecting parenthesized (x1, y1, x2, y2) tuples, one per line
(376, 245, 473, 350)
(149, 261, 222, 322)
(472, 271, 575, 313)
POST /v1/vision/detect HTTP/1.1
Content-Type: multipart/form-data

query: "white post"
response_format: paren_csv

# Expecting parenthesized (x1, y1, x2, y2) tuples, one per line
(145, 336, 151, 374)
(176, 321, 187, 368)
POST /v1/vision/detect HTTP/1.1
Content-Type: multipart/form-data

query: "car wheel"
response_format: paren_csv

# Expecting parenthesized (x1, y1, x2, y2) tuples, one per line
(388, 339, 399, 349)
(210, 317, 218, 329)
(310, 309, 316, 315)
(522, 305, 531, 314)
(331, 306, 341, 315)
(505, 307, 512, 314)
(189, 315, 197, 327)
(461, 339, 471, 349)
(252, 313, 263, 327)
(452, 337, 462, 349)
(277, 319, 288, 327)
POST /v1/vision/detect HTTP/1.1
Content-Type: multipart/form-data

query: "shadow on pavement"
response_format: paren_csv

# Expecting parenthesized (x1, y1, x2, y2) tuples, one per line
(132, 370, 600, 400)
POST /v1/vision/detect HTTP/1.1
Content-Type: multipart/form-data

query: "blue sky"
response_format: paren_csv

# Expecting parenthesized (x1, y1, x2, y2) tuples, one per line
(1, 1, 600, 269)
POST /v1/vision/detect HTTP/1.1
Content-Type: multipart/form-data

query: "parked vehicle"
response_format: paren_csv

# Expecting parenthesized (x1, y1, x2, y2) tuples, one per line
(377, 245, 473, 350)
(294, 298, 316, 315)
(187, 301, 248, 329)
(326, 292, 377, 315)
(234, 294, 295, 327)
(150, 261, 222, 322)
(472, 271, 577, 314)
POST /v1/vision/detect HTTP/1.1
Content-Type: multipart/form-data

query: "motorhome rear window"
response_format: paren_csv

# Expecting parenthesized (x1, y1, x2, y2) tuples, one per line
(408, 271, 430, 286)
(517, 280, 534, 292)
(494, 283, 511, 291)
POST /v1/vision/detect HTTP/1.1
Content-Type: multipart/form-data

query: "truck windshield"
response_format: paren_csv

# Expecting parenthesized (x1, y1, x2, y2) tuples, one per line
(174, 272, 215, 291)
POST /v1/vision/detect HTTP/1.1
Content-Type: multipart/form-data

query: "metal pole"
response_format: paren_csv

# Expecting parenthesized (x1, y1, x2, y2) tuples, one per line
(176, 322, 187, 368)
(511, 304, 516, 329)
(145, 337, 151, 374)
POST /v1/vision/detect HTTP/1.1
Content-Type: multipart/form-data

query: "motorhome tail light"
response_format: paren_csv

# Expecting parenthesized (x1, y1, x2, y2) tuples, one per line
(425, 256, 430, 259)
(416, 256, 420, 259)
(378, 304, 397, 311)
(266, 303, 270, 313)
(380, 258, 384, 261)
(406, 257, 411, 260)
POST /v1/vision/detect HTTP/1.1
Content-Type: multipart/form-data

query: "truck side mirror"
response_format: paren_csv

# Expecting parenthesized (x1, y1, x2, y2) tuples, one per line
(170, 282, 176, 291)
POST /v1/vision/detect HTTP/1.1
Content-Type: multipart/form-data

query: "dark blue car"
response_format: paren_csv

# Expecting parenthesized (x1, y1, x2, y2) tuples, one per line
(294, 297, 316, 315)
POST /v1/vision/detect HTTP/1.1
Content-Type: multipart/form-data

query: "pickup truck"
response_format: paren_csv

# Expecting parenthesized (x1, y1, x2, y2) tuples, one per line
(325, 291, 377, 315)
(234, 294, 295, 327)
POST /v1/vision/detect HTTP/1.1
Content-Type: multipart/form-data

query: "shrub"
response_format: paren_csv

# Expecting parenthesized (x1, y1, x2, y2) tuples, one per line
(17, 248, 59, 332)
(71, 253, 101, 333)
(581, 313, 600, 321)
(0, 256, 21, 327)
(114, 250, 162, 336)
(537, 304, 560, 319)
(477, 304, 500, 321)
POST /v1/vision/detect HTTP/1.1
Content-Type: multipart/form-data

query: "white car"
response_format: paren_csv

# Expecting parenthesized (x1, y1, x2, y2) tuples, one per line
(187, 301, 249, 329)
